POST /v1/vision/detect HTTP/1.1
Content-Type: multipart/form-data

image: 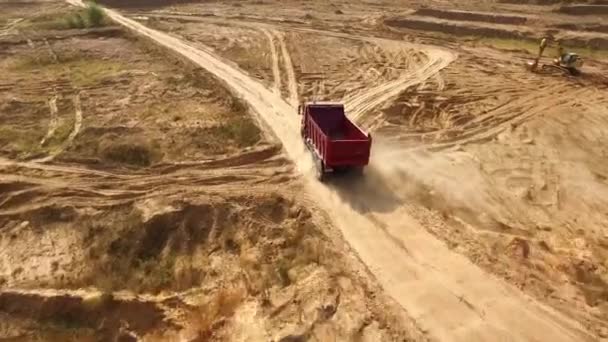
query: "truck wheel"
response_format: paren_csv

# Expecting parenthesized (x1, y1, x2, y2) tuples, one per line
(314, 158, 325, 182)
(350, 167, 364, 178)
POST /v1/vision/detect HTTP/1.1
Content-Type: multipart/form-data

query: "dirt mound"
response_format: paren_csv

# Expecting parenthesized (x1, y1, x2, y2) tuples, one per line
(60, 195, 331, 294)
(568, 260, 608, 307)
(559, 4, 608, 14)
(385, 17, 526, 40)
(97, 0, 198, 9)
(0, 290, 169, 339)
(498, 0, 566, 4)
(0, 186, 415, 340)
(0, 192, 316, 292)
(560, 34, 608, 49)
(385, 16, 608, 50)
(554, 23, 608, 33)
(415, 8, 528, 25)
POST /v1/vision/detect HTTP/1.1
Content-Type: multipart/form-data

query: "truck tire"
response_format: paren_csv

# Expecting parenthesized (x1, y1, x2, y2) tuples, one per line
(350, 167, 364, 178)
(314, 157, 325, 182)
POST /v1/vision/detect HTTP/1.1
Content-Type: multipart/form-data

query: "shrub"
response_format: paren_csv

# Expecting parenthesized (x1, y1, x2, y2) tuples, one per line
(100, 141, 158, 167)
(195, 118, 261, 153)
(65, 14, 86, 29)
(85, 3, 104, 27)
(58, 3, 106, 30)
(226, 118, 261, 148)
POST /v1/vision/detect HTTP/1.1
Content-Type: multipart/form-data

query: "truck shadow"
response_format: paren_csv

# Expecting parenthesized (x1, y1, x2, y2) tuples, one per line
(326, 166, 404, 215)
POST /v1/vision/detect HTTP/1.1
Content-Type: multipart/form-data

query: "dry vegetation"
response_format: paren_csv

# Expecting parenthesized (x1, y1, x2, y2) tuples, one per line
(1, 17, 263, 165)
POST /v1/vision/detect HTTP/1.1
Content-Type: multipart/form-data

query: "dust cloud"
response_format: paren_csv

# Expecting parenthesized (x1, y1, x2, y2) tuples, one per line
(369, 138, 504, 225)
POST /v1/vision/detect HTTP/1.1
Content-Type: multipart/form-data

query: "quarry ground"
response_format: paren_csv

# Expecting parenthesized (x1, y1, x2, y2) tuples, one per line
(2, 0, 608, 341)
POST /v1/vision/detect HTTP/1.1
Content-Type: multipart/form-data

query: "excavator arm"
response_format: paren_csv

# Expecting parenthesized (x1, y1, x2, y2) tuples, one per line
(527, 37, 582, 75)
(530, 38, 547, 71)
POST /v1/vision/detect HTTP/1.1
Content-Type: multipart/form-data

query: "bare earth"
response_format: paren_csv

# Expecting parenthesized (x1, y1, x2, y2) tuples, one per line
(2, 0, 608, 341)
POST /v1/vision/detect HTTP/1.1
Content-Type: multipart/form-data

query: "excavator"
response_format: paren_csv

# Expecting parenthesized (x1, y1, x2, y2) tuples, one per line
(527, 37, 583, 75)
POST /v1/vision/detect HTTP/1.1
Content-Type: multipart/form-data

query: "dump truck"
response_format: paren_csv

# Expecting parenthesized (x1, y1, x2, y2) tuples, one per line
(298, 102, 372, 181)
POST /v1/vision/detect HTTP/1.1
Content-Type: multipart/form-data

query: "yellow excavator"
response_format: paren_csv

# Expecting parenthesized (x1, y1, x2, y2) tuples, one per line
(527, 37, 583, 75)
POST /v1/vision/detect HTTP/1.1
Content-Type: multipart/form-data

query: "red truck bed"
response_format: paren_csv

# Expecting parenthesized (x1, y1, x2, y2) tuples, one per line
(299, 102, 371, 180)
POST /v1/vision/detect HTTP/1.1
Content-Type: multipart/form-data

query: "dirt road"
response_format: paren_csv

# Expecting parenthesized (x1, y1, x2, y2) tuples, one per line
(67, 1, 595, 340)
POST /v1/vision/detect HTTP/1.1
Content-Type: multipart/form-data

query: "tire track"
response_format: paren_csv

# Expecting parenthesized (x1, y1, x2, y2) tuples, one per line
(31, 94, 83, 163)
(261, 29, 298, 104)
(276, 31, 299, 106)
(348, 49, 455, 127)
(262, 29, 281, 94)
(39, 95, 59, 147)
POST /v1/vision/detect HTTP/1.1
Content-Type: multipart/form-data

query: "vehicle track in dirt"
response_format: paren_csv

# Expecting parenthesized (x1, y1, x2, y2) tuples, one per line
(277, 31, 299, 106)
(347, 48, 454, 130)
(32, 94, 83, 163)
(263, 29, 282, 95)
(39, 96, 59, 147)
(55, 2, 595, 341)
(262, 28, 298, 105)
(0, 145, 290, 217)
(378, 62, 600, 153)
(130, 12, 450, 123)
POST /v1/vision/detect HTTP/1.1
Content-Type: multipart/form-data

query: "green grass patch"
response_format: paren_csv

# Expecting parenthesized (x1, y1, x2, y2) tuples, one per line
(477, 37, 539, 54)
(99, 138, 161, 167)
(22, 2, 108, 31)
(137, 96, 261, 154)
(0, 126, 22, 144)
(217, 118, 261, 148)
(0, 126, 44, 159)
(11, 53, 125, 88)
(68, 59, 124, 87)
(0, 103, 76, 159)
(45, 116, 75, 152)
(200, 117, 261, 151)
(84, 3, 104, 27)
(10, 54, 66, 71)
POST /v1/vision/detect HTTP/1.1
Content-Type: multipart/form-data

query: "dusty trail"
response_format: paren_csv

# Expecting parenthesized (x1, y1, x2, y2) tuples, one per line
(60, 2, 594, 341)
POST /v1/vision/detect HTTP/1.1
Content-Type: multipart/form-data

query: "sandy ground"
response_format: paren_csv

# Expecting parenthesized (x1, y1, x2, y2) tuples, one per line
(2, 0, 608, 340)
(0, 1, 423, 341)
